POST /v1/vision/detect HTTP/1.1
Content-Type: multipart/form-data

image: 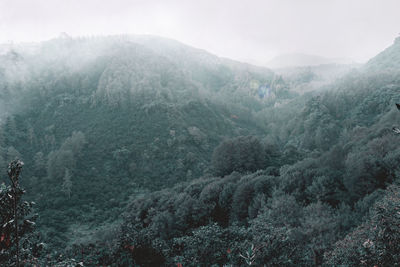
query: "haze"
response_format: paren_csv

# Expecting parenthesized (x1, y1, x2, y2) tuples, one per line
(1, 0, 399, 64)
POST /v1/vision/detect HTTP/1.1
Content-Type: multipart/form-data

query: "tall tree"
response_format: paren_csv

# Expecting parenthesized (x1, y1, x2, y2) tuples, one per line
(0, 160, 38, 266)
(61, 169, 72, 198)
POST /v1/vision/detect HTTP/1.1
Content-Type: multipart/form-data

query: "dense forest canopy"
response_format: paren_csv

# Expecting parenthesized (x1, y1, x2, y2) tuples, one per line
(0, 35, 400, 266)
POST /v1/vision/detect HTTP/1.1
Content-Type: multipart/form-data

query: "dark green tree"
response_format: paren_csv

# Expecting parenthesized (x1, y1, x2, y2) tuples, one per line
(0, 160, 40, 266)
(212, 136, 269, 177)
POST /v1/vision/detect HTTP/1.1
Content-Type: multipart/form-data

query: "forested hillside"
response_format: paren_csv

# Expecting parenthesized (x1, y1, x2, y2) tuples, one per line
(0, 35, 294, 249)
(0, 35, 400, 266)
(365, 36, 400, 71)
(108, 66, 400, 265)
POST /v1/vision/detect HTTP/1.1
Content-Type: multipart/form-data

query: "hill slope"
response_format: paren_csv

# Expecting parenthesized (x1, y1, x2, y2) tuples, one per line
(365, 37, 400, 71)
(0, 35, 291, 246)
(105, 38, 400, 265)
(1, 36, 400, 265)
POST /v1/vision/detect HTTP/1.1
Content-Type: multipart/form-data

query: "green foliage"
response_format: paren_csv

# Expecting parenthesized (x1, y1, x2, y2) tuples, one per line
(110, 61, 400, 265)
(1, 35, 400, 266)
(211, 136, 278, 177)
(324, 185, 400, 266)
(0, 160, 41, 266)
(171, 223, 248, 266)
(0, 36, 275, 248)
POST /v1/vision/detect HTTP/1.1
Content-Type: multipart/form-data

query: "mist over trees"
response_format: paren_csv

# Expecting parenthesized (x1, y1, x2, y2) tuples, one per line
(0, 35, 399, 265)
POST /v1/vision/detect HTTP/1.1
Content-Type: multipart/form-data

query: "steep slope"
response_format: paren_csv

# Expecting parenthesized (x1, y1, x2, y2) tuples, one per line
(365, 36, 400, 71)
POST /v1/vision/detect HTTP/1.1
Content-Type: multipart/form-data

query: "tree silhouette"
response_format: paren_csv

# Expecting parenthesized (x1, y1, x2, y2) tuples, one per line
(7, 159, 23, 267)
(394, 103, 400, 134)
(0, 160, 39, 266)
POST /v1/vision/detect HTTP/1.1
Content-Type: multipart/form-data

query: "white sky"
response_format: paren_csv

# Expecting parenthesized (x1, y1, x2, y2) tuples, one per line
(0, 0, 399, 63)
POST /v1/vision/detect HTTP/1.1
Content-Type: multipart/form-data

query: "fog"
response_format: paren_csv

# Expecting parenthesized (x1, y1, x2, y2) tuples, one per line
(2, 0, 400, 266)
(1, 0, 400, 64)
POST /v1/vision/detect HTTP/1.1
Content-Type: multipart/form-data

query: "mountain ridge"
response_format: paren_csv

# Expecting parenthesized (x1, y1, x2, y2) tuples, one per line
(365, 36, 400, 71)
(265, 52, 355, 69)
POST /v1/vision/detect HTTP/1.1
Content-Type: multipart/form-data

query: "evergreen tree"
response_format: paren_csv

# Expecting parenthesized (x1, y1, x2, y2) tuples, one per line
(61, 169, 72, 198)
(0, 160, 40, 266)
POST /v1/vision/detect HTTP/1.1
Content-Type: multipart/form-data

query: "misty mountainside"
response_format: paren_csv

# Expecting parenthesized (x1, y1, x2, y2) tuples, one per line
(0, 35, 288, 108)
(1, 35, 400, 266)
(0, 49, 32, 120)
(273, 63, 361, 94)
(112, 39, 400, 266)
(110, 38, 400, 266)
(0, 35, 296, 247)
(365, 36, 400, 71)
(266, 53, 354, 69)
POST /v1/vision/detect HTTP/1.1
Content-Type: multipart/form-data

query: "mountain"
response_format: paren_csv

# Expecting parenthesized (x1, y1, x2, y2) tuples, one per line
(266, 53, 354, 69)
(0, 35, 296, 247)
(111, 39, 400, 266)
(365, 36, 400, 71)
(1, 35, 400, 265)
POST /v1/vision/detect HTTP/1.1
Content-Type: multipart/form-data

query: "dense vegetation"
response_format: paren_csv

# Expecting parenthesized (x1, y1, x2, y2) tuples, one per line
(0, 35, 400, 266)
(108, 68, 400, 266)
(0, 35, 284, 248)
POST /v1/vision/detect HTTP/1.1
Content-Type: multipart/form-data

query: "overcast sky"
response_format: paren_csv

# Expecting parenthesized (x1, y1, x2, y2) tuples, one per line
(0, 0, 399, 63)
